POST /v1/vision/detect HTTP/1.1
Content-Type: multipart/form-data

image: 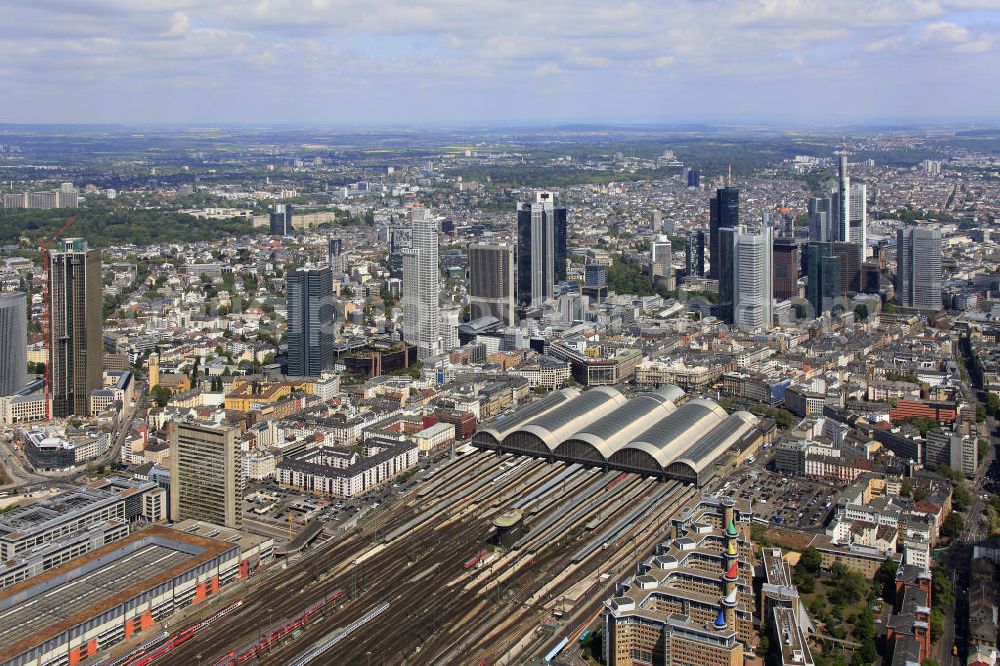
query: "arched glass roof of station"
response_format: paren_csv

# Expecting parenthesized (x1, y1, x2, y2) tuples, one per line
(478, 386, 755, 481)
(673, 411, 757, 473)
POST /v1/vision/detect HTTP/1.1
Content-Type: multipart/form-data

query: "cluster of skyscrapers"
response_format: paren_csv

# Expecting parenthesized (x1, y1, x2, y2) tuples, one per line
(697, 155, 942, 330)
(708, 187, 774, 331)
(465, 191, 570, 318)
(399, 191, 573, 357)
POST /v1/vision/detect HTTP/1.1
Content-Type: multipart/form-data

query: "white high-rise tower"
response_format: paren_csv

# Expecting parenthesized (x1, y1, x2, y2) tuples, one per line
(403, 208, 441, 359)
(732, 226, 773, 332)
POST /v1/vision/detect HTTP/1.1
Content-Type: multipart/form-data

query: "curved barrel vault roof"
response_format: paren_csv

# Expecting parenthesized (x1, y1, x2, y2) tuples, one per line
(479, 386, 754, 483)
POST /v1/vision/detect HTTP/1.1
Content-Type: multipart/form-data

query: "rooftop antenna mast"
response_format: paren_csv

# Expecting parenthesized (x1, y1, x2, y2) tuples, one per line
(727, 164, 732, 186)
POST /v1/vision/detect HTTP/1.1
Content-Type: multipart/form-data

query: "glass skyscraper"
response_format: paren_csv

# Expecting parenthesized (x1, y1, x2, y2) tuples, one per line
(896, 225, 942, 311)
(286, 265, 334, 376)
(805, 242, 841, 317)
(709, 187, 739, 279)
(517, 191, 567, 307)
(48, 238, 103, 417)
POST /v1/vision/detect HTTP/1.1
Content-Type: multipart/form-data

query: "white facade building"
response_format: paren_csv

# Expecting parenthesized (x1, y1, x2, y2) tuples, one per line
(403, 208, 440, 359)
(732, 225, 773, 332)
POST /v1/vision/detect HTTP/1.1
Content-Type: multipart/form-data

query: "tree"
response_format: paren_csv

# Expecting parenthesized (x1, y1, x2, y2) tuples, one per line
(940, 512, 964, 539)
(856, 636, 877, 665)
(932, 567, 954, 607)
(834, 571, 869, 605)
(929, 607, 944, 643)
(151, 384, 172, 408)
(854, 304, 869, 322)
(979, 439, 991, 464)
(799, 547, 822, 574)
(952, 483, 972, 512)
(795, 571, 816, 593)
(876, 558, 899, 600)
(931, 465, 964, 482)
(988, 392, 1000, 417)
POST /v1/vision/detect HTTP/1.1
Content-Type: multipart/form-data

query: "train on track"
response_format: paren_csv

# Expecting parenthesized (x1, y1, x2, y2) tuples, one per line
(111, 600, 244, 666)
(463, 548, 488, 570)
(210, 589, 346, 665)
(606, 472, 628, 491)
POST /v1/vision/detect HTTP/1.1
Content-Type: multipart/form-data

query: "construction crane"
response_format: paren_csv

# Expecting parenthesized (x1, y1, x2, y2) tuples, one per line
(37, 215, 79, 420)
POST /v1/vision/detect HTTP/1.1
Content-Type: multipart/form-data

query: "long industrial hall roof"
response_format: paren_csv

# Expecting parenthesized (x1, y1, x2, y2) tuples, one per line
(473, 386, 756, 485)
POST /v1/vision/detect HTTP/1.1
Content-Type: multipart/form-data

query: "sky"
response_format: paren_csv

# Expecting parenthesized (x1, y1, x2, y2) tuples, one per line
(1, 0, 999, 126)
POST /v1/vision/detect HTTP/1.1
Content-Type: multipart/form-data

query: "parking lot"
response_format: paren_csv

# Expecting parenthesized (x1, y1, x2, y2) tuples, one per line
(719, 467, 840, 530)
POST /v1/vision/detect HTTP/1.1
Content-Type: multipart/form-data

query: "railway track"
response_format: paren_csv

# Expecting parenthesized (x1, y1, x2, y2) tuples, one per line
(122, 452, 697, 666)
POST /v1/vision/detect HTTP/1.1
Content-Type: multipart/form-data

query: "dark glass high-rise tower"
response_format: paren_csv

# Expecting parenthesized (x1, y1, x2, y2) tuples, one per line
(709, 187, 739, 279)
(805, 242, 841, 317)
(48, 238, 103, 417)
(772, 239, 800, 301)
(717, 227, 736, 324)
(269, 204, 293, 236)
(517, 192, 566, 307)
(286, 266, 334, 377)
(469, 243, 515, 325)
(685, 230, 705, 277)
(831, 242, 862, 294)
(554, 206, 567, 283)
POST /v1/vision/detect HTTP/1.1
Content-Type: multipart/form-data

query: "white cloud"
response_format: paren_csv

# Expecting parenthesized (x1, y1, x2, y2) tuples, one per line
(0, 0, 997, 122)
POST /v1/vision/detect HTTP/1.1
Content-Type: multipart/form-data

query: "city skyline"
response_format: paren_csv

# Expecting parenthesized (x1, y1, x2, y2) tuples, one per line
(0, 3, 997, 661)
(2, 1, 999, 125)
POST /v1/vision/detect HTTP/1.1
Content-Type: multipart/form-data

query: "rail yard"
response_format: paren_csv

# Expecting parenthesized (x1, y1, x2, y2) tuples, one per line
(111, 449, 698, 666)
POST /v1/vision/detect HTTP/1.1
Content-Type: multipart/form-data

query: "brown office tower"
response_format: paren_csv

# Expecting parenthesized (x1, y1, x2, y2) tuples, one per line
(48, 238, 103, 417)
(772, 239, 800, 301)
(468, 242, 515, 325)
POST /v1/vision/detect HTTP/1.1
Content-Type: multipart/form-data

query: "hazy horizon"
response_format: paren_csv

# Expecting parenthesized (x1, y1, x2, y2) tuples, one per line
(2, 0, 999, 126)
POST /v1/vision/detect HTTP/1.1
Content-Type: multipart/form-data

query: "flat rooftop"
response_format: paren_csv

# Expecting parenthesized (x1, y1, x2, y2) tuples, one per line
(171, 518, 272, 554)
(0, 526, 235, 663)
(0, 488, 120, 541)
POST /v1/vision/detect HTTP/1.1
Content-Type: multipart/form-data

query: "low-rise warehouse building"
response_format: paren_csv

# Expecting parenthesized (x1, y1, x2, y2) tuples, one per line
(0, 487, 127, 562)
(0, 526, 241, 666)
(171, 519, 273, 579)
(473, 386, 756, 486)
